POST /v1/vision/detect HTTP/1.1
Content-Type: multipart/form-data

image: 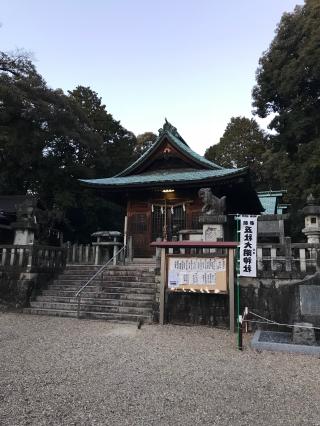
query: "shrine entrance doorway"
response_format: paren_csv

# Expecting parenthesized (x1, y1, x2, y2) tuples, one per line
(151, 203, 186, 242)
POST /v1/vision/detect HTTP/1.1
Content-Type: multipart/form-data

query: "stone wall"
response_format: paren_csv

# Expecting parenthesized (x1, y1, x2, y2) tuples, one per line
(166, 292, 229, 327)
(154, 271, 228, 327)
(154, 267, 320, 329)
(152, 273, 161, 323)
(0, 271, 57, 309)
(240, 272, 320, 328)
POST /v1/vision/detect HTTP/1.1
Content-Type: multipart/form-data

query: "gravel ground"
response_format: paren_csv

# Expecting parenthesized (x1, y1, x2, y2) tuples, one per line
(1, 313, 320, 426)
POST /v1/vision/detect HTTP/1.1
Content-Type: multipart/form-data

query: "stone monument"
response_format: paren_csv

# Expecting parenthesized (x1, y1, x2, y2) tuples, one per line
(198, 188, 227, 241)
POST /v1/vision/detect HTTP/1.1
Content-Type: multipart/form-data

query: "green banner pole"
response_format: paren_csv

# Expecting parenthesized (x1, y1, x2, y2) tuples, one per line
(236, 215, 242, 350)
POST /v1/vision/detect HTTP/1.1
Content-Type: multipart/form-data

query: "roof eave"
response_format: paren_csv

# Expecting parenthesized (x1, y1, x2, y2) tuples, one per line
(80, 168, 248, 191)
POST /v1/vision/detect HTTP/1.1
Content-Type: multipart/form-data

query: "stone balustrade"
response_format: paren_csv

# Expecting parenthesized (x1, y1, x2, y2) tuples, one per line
(257, 239, 319, 278)
(61, 238, 320, 279)
(65, 243, 96, 265)
(0, 245, 66, 272)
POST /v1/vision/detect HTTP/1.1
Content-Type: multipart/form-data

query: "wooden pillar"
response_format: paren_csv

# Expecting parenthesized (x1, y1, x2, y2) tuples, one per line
(159, 248, 166, 325)
(228, 248, 235, 333)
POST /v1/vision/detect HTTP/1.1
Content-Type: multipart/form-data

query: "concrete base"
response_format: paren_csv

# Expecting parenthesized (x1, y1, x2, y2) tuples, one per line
(251, 330, 320, 356)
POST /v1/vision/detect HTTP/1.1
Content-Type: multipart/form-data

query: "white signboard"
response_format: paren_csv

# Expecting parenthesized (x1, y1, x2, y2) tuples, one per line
(239, 216, 257, 277)
(168, 257, 227, 292)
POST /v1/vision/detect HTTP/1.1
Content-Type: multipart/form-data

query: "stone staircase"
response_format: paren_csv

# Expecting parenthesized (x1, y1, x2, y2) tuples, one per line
(25, 258, 156, 322)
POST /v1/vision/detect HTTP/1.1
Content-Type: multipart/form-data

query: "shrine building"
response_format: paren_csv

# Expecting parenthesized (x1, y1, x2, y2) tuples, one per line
(82, 120, 262, 256)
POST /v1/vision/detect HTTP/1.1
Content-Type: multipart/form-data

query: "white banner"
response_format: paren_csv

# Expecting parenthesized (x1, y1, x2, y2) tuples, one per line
(239, 216, 257, 277)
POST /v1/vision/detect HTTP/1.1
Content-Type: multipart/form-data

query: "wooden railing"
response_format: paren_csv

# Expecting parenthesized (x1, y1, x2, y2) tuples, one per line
(0, 245, 66, 272)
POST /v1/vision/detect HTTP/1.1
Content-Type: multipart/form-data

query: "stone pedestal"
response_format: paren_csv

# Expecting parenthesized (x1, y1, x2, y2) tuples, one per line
(293, 322, 316, 346)
(199, 215, 227, 242)
(12, 221, 37, 245)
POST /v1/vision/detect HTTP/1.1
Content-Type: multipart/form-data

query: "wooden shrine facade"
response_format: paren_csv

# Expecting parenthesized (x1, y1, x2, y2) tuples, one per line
(126, 189, 204, 257)
(82, 120, 262, 257)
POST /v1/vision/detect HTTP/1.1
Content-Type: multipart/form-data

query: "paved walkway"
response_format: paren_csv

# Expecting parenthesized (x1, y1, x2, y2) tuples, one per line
(0, 313, 320, 425)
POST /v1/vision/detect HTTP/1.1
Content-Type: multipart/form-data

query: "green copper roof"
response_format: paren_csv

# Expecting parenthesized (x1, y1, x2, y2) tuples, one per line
(116, 119, 222, 177)
(259, 196, 277, 214)
(257, 190, 287, 214)
(169, 132, 222, 170)
(277, 204, 289, 214)
(81, 168, 246, 189)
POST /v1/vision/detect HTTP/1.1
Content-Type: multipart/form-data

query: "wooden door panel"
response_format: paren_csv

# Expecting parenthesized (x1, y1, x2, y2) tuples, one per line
(128, 212, 153, 257)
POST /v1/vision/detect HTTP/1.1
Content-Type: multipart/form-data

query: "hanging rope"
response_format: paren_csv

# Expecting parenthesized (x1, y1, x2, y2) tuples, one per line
(246, 310, 320, 331)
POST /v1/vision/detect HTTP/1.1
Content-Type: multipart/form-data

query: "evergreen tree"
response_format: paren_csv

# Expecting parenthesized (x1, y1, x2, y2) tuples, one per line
(252, 0, 320, 204)
(205, 117, 268, 187)
(0, 51, 136, 242)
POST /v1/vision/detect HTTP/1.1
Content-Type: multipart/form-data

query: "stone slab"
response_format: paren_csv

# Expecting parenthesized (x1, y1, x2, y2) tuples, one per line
(251, 330, 320, 356)
(203, 224, 224, 242)
(293, 322, 316, 345)
(300, 285, 320, 316)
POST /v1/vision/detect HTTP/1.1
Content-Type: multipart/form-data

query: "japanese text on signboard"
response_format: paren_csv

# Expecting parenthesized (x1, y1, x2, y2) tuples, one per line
(239, 216, 257, 277)
(167, 257, 227, 292)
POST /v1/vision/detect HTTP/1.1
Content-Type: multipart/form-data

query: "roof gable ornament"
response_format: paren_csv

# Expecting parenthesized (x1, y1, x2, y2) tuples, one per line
(158, 118, 186, 144)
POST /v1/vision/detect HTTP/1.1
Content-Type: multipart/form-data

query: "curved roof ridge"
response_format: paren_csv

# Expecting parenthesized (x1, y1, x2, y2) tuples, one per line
(114, 135, 162, 177)
(168, 132, 223, 170)
(116, 121, 223, 177)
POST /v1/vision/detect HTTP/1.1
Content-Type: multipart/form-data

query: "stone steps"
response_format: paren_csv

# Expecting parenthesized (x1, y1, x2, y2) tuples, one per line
(36, 295, 153, 306)
(44, 284, 155, 293)
(38, 292, 154, 301)
(30, 301, 152, 315)
(42, 286, 155, 297)
(25, 308, 151, 322)
(62, 267, 155, 275)
(26, 261, 156, 322)
(50, 281, 155, 290)
(54, 275, 155, 283)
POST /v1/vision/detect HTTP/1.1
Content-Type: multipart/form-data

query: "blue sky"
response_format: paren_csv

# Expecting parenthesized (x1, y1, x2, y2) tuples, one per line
(1, 0, 303, 154)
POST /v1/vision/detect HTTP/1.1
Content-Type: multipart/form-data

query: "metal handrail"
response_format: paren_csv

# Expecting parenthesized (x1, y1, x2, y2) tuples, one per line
(75, 245, 127, 318)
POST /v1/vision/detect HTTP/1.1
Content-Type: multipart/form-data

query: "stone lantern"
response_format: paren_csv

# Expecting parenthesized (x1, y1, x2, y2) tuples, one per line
(302, 194, 320, 244)
(12, 199, 38, 245)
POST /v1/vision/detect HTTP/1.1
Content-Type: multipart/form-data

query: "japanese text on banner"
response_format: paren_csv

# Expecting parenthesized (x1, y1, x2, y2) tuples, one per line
(239, 216, 257, 277)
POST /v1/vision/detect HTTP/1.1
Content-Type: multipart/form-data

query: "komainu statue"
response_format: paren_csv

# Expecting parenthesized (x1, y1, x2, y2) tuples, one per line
(198, 188, 226, 215)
